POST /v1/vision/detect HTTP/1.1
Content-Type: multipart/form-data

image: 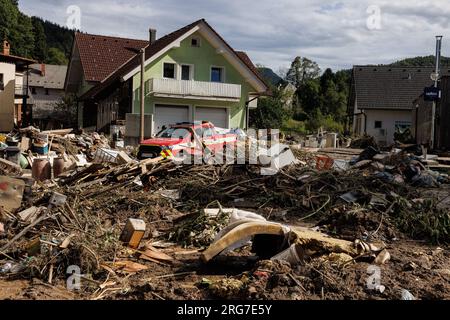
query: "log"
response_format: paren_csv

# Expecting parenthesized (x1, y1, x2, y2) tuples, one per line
(201, 221, 285, 262)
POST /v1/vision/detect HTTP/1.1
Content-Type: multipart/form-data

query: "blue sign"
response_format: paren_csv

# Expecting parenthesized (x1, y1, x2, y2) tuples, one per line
(424, 86, 441, 101)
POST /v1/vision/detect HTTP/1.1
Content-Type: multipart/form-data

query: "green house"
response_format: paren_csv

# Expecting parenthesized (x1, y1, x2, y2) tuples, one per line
(65, 19, 269, 143)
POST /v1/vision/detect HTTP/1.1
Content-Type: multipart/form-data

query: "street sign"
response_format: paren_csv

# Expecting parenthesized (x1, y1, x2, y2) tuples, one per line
(424, 86, 441, 101)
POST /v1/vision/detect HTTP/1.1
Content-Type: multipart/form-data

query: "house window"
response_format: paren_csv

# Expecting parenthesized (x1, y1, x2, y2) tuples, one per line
(395, 121, 412, 133)
(163, 63, 176, 79)
(45, 88, 49, 95)
(31, 87, 37, 94)
(374, 121, 382, 129)
(211, 67, 224, 83)
(0, 73, 4, 91)
(181, 65, 193, 81)
(191, 37, 200, 47)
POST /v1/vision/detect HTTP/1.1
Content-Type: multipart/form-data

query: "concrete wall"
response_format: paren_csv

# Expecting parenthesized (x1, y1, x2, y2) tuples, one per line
(125, 113, 153, 145)
(437, 77, 450, 149)
(364, 109, 412, 145)
(31, 87, 65, 119)
(0, 62, 16, 132)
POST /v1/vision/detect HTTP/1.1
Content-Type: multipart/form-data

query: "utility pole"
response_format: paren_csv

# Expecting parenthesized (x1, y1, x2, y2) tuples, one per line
(139, 48, 145, 142)
(431, 35, 443, 150)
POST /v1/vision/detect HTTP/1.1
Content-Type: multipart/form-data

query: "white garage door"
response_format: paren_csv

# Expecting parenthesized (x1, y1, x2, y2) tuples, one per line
(195, 107, 228, 129)
(154, 105, 189, 134)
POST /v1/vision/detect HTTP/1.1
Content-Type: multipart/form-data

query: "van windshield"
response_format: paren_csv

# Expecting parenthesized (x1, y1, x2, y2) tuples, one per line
(157, 127, 190, 139)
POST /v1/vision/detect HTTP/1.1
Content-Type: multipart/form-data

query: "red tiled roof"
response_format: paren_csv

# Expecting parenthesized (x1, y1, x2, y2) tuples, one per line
(80, 19, 269, 100)
(75, 32, 149, 82)
(80, 19, 203, 99)
(235, 51, 269, 90)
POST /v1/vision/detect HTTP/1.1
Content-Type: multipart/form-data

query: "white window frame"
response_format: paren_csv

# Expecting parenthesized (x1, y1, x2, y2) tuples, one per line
(179, 63, 195, 81)
(210, 65, 225, 83)
(191, 36, 201, 47)
(162, 62, 177, 80)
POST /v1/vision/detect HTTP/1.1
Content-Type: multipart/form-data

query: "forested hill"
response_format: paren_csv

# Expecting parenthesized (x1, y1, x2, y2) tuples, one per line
(390, 56, 450, 67)
(0, 0, 74, 64)
(257, 67, 283, 85)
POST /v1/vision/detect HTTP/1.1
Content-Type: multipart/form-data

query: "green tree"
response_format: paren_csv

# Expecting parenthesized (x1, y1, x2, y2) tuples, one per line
(0, 0, 34, 58)
(38, 18, 74, 58)
(391, 55, 450, 67)
(0, 0, 19, 43)
(47, 47, 68, 65)
(297, 78, 321, 118)
(282, 61, 350, 133)
(250, 86, 288, 129)
(0, 1, 74, 63)
(285, 56, 321, 88)
(54, 94, 77, 128)
(319, 69, 349, 123)
(320, 68, 335, 92)
(16, 13, 35, 57)
(32, 17, 47, 62)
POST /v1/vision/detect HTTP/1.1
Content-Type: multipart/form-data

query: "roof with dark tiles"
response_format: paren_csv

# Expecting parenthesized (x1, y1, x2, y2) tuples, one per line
(28, 64, 67, 90)
(351, 66, 450, 110)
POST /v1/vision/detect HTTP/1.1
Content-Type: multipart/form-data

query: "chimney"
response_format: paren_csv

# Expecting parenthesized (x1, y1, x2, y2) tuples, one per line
(40, 64, 46, 77)
(2, 40, 10, 55)
(149, 28, 157, 44)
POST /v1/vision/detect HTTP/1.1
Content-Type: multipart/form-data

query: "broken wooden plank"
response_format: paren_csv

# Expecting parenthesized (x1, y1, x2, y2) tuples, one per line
(0, 213, 48, 253)
(290, 227, 357, 256)
(116, 151, 134, 165)
(0, 158, 22, 176)
(201, 222, 285, 263)
(110, 261, 148, 273)
(140, 246, 174, 264)
(17, 206, 43, 223)
(41, 129, 73, 136)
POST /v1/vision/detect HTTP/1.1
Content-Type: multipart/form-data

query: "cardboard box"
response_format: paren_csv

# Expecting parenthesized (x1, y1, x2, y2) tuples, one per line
(120, 218, 146, 249)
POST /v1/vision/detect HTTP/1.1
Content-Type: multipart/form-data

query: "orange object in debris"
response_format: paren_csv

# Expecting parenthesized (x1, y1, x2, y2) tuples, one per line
(120, 218, 146, 249)
(316, 156, 334, 170)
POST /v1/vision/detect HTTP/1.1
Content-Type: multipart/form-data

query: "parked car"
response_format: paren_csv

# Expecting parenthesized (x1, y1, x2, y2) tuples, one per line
(137, 122, 237, 160)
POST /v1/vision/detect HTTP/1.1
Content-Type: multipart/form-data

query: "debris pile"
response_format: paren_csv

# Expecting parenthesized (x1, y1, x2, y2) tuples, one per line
(1, 129, 450, 300)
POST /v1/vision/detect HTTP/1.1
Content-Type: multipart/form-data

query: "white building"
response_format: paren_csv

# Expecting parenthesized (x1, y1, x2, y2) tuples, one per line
(348, 66, 449, 146)
(27, 64, 67, 127)
(0, 41, 36, 132)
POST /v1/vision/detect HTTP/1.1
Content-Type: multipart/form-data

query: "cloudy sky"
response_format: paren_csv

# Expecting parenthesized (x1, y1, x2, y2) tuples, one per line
(18, 0, 450, 73)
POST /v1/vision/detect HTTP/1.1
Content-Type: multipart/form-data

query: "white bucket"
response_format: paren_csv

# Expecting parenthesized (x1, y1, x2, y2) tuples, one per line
(271, 244, 303, 265)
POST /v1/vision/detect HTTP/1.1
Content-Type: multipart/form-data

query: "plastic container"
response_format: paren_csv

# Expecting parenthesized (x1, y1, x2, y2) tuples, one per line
(53, 157, 65, 178)
(114, 139, 124, 148)
(271, 244, 303, 265)
(19, 153, 29, 169)
(93, 148, 119, 163)
(33, 143, 49, 155)
(32, 159, 51, 181)
(316, 156, 334, 171)
(5, 146, 21, 165)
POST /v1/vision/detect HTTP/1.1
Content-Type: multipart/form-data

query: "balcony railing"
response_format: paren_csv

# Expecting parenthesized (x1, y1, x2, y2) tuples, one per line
(15, 85, 28, 96)
(148, 78, 241, 101)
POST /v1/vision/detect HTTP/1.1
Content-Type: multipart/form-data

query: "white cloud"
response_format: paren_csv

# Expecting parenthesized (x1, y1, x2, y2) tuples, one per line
(18, 0, 450, 73)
